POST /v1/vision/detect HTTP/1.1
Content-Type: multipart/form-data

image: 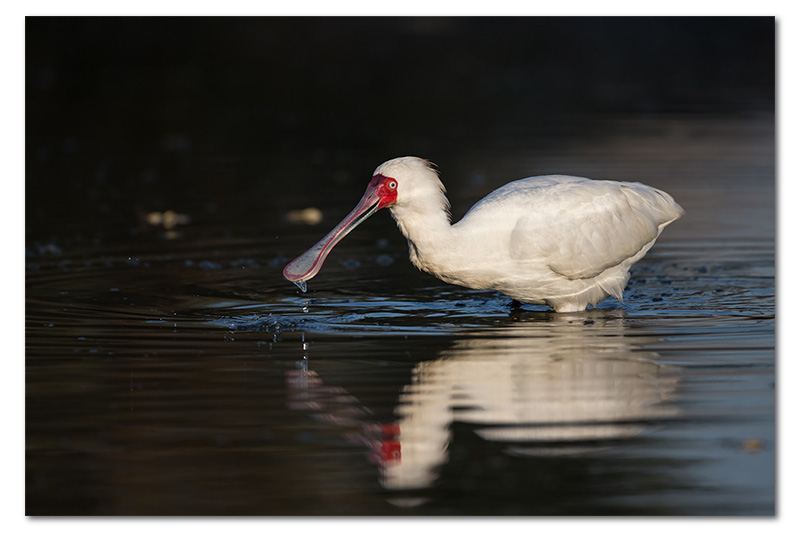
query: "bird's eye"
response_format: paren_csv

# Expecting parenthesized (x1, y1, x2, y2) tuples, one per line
(387, 180, 397, 190)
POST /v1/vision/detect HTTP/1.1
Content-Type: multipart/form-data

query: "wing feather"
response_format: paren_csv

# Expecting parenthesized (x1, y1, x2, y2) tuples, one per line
(505, 177, 683, 280)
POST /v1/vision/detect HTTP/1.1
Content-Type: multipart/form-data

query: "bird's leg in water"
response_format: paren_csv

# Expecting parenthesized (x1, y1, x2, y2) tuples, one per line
(508, 299, 525, 321)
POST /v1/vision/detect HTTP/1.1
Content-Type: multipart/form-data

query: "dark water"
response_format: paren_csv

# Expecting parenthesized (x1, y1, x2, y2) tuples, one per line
(26, 18, 775, 516)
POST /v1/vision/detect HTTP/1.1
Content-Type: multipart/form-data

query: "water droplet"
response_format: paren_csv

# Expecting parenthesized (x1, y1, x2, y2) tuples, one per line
(293, 280, 307, 293)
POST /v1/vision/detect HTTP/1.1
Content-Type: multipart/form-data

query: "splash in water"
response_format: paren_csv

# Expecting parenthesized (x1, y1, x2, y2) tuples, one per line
(293, 280, 307, 293)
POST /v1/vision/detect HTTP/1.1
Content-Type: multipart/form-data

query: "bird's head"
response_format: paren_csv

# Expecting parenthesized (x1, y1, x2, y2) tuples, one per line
(282, 156, 443, 284)
(371, 156, 447, 212)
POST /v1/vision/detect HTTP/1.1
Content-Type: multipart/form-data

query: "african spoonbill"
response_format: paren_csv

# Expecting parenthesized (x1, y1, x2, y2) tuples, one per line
(283, 156, 683, 312)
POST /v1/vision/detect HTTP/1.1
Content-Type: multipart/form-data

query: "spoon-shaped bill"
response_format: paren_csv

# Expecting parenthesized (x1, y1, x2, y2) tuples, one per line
(283, 190, 381, 283)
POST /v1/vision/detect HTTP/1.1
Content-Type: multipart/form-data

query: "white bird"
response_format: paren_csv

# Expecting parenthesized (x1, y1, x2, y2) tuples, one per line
(283, 156, 683, 312)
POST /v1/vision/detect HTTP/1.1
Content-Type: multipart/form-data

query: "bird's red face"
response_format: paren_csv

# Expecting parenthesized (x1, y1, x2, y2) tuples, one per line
(369, 174, 399, 209)
(282, 173, 399, 283)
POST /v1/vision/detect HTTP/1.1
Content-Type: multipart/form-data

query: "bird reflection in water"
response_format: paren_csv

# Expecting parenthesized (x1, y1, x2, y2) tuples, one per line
(285, 311, 680, 497)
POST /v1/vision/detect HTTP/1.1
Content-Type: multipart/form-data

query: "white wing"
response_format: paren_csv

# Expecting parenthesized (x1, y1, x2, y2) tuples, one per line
(501, 176, 683, 280)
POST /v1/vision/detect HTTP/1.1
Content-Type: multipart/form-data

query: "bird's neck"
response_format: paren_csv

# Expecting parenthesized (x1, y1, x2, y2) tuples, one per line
(389, 201, 459, 276)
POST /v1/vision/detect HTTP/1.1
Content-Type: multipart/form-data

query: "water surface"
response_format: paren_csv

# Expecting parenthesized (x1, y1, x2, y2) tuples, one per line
(26, 114, 774, 515)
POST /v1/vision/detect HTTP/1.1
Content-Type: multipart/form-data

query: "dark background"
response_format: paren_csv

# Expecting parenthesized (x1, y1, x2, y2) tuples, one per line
(26, 16, 774, 245)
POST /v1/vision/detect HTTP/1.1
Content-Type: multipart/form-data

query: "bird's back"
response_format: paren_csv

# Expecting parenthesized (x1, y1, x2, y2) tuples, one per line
(462, 175, 681, 226)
